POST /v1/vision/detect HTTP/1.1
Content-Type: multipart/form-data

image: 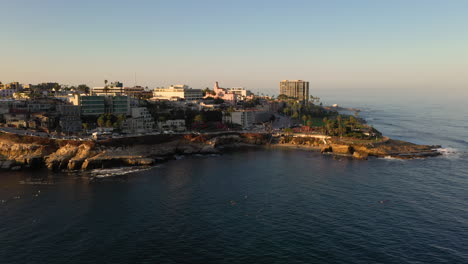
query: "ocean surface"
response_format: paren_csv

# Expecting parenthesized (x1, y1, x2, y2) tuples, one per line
(1, 89, 467, 264)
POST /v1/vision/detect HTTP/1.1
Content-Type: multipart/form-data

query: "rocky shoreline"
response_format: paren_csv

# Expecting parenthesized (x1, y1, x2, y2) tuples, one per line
(0, 131, 441, 172)
(273, 135, 441, 160)
(0, 132, 268, 171)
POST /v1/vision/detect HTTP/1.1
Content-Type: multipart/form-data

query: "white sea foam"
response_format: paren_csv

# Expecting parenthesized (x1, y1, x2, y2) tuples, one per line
(436, 148, 463, 159)
(174, 155, 185, 160)
(90, 166, 154, 178)
(380, 156, 407, 161)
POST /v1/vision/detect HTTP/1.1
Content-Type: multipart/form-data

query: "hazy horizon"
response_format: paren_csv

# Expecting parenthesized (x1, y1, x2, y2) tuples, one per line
(1, 0, 467, 93)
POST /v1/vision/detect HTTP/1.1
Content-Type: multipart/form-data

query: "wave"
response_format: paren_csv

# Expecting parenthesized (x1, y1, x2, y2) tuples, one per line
(436, 148, 465, 160)
(380, 156, 407, 161)
(90, 166, 154, 178)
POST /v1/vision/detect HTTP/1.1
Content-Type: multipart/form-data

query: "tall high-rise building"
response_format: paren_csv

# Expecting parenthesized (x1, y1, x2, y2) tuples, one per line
(279, 80, 309, 102)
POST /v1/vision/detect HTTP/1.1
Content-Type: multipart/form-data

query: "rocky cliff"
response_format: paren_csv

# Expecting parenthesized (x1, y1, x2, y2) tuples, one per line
(0, 131, 441, 171)
(0, 132, 269, 171)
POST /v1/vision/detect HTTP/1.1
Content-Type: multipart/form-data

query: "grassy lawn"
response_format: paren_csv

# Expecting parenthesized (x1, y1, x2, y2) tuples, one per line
(310, 117, 325, 127)
(292, 117, 325, 127)
(334, 136, 388, 145)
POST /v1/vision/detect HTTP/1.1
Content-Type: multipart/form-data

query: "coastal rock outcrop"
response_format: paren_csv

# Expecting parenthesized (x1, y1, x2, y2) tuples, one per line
(330, 144, 355, 155)
(42, 142, 97, 171)
(352, 151, 368, 160)
(275, 135, 440, 160)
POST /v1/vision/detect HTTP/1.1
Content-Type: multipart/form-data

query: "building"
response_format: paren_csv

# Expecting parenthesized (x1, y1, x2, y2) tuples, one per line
(92, 81, 124, 96)
(279, 80, 309, 102)
(111, 96, 130, 115)
(207, 82, 236, 104)
(78, 95, 106, 115)
(226, 87, 253, 101)
(152, 85, 203, 101)
(57, 105, 82, 133)
(122, 107, 155, 133)
(0, 89, 15, 98)
(158, 119, 186, 132)
(3, 113, 29, 128)
(59, 116, 82, 133)
(57, 105, 81, 116)
(124, 86, 153, 99)
(0, 82, 22, 98)
(230, 109, 271, 129)
(73, 94, 130, 116)
(231, 110, 255, 129)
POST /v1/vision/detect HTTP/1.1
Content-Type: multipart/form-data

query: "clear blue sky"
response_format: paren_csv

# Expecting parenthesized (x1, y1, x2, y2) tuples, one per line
(1, 0, 467, 94)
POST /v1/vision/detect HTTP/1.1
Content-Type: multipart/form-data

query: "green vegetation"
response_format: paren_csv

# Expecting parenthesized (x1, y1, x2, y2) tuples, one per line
(322, 115, 382, 139)
(193, 114, 204, 123)
(96, 114, 126, 129)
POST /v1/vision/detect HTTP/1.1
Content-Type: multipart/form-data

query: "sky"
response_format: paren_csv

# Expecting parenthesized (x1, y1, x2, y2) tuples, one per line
(1, 0, 467, 95)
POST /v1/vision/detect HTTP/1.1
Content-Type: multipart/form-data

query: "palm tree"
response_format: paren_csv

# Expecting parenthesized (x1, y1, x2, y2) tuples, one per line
(104, 80, 109, 95)
(227, 106, 235, 124)
(301, 115, 308, 125)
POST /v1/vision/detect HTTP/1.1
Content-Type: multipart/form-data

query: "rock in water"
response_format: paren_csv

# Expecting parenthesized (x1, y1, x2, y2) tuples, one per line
(353, 151, 368, 160)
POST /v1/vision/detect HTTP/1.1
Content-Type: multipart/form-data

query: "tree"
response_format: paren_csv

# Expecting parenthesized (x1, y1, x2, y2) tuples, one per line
(336, 115, 345, 137)
(323, 117, 332, 135)
(213, 98, 224, 104)
(77, 84, 90, 95)
(291, 111, 299, 119)
(117, 114, 126, 123)
(203, 87, 214, 96)
(97, 116, 106, 127)
(306, 120, 313, 127)
(194, 114, 204, 123)
(105, 120, 112, 128)
(226, 106, 235, 124)
(283, 107, 290, 115)
(301, 115, 308, 125)
(82, 123, 89, 131)
(283, 128, 293, 135)
(348, 116, 358, 130)
(104, 80, 109, 95)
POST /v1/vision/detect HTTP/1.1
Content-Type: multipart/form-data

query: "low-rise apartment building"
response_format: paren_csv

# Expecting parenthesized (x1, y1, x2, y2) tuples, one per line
(152, 85, 203, 101)
(122, 107, 155, 133)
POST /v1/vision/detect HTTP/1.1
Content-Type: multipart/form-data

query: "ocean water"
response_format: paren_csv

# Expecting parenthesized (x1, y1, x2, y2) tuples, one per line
(1, 90, 467, 264)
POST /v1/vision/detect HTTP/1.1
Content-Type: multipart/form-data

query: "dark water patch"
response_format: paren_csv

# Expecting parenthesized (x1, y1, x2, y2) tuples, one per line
(1, 149, 467, 264)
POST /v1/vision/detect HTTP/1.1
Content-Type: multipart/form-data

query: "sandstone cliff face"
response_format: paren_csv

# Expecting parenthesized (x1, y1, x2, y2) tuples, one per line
(0, 140, 51, 169)
(44, 143, 96, 171)
(0, 132, 269, 171)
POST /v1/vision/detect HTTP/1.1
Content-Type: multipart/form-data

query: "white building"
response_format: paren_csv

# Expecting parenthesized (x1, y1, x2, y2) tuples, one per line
(0, 82, 22, 98)
(122, 107, 155, 134)
(230, 110, 271, 129)
(92, 82, 124, 96)
(152, 85, 203, 101)
(158, 119, 186, 132)
(231, 111, 255, 129)
(226, 87, 252, 101)
(0, 89, 15, 98)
